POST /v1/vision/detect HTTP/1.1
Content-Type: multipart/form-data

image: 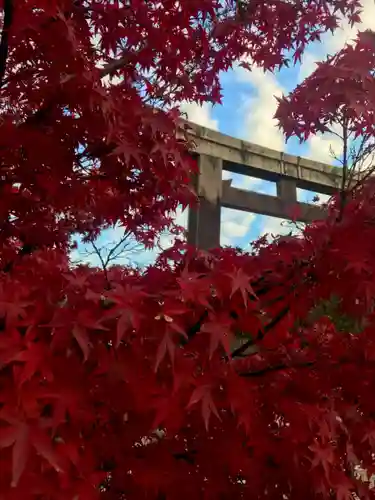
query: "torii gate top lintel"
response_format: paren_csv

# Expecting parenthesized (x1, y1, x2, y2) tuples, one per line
(183, 120, 344, 250)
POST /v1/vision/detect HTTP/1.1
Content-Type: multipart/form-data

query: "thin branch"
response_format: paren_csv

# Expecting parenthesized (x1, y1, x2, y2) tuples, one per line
(337, 130, 375, 197)
(239, 360, 315, 378)
(182, 256, 314, 359)
(350, 134, 368, 172)
(105, 230, 135, 263)
(337, 113, 349, 221)
(238, 355, 375, 379)
(0, 0, 13, 88)
(90, 238, 110, 286)
(230, 305, 290, 358)
(99, 55, 130, 79)
(349, 163, 375, 194)
(341, 116, 348, 191)
(347, 134, 372, 186)
(327, 128, 344, 141)
(81, 229, 143, 287)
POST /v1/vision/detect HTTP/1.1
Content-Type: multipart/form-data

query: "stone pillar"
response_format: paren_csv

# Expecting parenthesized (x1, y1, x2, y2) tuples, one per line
(277, 178, 297, 204)
(187, 154, 223, 250)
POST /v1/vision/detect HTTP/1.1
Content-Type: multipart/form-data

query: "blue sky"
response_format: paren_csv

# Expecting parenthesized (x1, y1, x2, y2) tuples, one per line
(73, 2, 375, 268)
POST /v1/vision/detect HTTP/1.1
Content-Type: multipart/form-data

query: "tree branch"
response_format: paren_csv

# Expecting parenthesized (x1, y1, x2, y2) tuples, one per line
(0, 0, 13, 88)
(238, 355, 375, 379)
(337, 112, 349, 221)
(239, 360, 315, 378)
(89, 238, 110, 286)
(230, 305, 290, 358)
(99, 55, 130, 79)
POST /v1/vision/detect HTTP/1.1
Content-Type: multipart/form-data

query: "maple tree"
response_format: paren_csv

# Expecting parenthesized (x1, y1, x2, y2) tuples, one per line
(275, 30, 375, 203)
(275, 27, 375, 330)
(2, 0, 375, 499)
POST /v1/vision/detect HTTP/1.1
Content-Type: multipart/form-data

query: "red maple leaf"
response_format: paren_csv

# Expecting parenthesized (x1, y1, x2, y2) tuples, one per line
(187, 384, 221, 431)
(309, 441, 335, 480)
(201, 313, 234, 359)
(228, 268, 257, 306)
(0, 419, 65, 487)
(106, 284, 147, 346)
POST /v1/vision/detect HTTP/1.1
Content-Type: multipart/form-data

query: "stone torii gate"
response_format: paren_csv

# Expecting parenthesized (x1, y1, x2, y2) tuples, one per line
(184, 121, 343, 250)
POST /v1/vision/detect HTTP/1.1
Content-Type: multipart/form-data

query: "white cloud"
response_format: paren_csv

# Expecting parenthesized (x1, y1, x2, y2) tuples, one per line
(307, 132, 343, 164)
(179, 101, 218, 130)
(259, 215, 301, 241)
(224, 172, 277, 194)
(223, 171, 264, 191)
(243, 176, 264, 190)
(221, 208, 255, 247)
(235, 65, 285, 150)
(298, 51, 321, 81)
(235, 175, 270, 192)
(299, 0, 375, 80)
(157, 207, 188, 250)
(222, 170, 232, 181)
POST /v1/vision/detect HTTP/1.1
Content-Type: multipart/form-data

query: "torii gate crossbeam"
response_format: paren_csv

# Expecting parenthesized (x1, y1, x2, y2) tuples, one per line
(184, 121, 343, 250)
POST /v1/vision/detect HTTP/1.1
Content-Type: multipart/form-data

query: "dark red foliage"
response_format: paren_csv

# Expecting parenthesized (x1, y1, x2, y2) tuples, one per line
(1, 1, 374, 499)
(275, 30, 375, 141)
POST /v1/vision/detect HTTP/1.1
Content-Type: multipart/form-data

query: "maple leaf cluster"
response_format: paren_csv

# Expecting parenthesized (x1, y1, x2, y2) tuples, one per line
(2, 189, 375, 499)
(275, 30, 375, 141)
(1, 0, 375, 499)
